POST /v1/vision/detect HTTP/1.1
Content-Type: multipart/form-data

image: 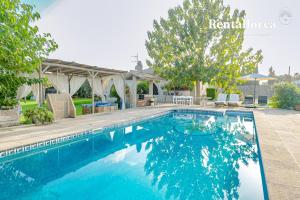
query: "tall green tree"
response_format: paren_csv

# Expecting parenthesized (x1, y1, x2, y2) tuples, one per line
(0, 0, 57, 106)
(146, 0, 263, 92)
(268, 66, 276, 77)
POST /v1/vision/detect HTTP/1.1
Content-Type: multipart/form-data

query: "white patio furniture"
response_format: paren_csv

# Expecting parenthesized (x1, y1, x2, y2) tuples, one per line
(173, 96, 193, 106)
(215, 94, 228, 106)
(228, 94, 241, 106)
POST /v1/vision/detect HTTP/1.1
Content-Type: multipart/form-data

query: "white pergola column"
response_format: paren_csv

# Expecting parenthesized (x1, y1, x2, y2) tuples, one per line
(68, 75, 73, 94)
(132, 76, 137, 107)
(195, 81, 201, 105)
(38, 65, 43, 107)
(149, 80, 154, 96)
(89, 71, 99, 114)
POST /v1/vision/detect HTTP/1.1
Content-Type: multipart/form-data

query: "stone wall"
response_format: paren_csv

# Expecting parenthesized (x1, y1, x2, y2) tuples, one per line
(0, 107, 19, 127)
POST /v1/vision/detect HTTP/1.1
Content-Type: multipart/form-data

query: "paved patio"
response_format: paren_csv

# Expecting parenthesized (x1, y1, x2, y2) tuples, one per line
(254, 109, 300, 200)
(0, 105, 299, 199)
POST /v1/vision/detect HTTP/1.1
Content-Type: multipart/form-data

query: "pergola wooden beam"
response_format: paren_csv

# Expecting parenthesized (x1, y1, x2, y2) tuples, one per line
(43, 60, 125, 76)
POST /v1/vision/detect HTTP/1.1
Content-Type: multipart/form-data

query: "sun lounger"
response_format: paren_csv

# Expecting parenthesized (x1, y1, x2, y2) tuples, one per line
(228, 94, 241, 106)
(243, 96, 255, 108)
(215, 94, 227, 106)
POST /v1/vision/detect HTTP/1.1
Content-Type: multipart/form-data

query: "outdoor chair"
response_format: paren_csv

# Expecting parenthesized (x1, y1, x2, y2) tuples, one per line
(228, 94, 241, 106)
(215, 94, 228, 106)
(258, 96, 268, 105)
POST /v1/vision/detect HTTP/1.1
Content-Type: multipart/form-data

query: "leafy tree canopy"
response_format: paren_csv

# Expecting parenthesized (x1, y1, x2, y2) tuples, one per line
(0, 0, 57, 106)
(0, 0, 57, 73)
(146, 0, 263, 92)
(137, 81, 149, 94)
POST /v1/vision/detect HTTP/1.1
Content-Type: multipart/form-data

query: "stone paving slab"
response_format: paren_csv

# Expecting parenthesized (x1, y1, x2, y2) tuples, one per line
(254, 109, 300, 200)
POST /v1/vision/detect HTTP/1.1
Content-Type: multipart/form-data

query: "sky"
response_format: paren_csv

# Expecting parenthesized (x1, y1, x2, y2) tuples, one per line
(23, 0, 299, 75)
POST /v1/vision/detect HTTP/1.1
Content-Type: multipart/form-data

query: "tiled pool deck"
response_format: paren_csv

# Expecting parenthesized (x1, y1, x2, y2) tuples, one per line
(0, 105, 299, 199)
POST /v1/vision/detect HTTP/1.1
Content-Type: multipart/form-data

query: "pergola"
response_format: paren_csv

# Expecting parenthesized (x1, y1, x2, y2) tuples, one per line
(125, 69, 165, 107)
(32, 59, 127, 113)
(18, 59, 166, 113)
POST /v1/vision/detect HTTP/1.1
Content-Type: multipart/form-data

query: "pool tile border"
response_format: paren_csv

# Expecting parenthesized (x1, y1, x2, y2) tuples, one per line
(0, 130, 94, 159)
(0, 109, 253, 159)
(172, 108, 225, 116)
(0, 111, 171, 159)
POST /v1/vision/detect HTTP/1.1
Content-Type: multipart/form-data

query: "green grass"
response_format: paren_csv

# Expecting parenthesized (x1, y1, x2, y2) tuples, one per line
(20, 98, 93, 122)
(20, 100, 46, 124)
(73, 98, 92, 116)
(20, 100, 38, 113)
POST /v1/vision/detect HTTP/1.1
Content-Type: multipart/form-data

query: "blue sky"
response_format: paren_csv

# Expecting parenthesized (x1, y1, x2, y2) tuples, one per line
(23, 0, 299, 75)
(22, 0, 54, 11)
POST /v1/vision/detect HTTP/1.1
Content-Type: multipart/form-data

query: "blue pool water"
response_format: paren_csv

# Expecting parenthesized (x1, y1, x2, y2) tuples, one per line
(0, 110, 268, 200)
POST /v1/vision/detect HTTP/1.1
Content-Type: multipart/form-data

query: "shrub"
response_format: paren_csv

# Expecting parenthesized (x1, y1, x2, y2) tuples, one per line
(24, 107, 54, 125)
(137, 81, 149, 94)
(0, 70, 43, 108)
(206, 88, 217, 100)
(0, 98, 18, 109)
(270, 83, 300, 109)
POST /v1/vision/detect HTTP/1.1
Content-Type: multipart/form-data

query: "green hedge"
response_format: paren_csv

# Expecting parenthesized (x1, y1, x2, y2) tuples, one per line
(270, 83, 300, 109)
(206, 88, 217, 100)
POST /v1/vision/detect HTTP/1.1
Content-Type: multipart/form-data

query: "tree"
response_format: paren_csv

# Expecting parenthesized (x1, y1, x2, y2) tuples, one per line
(293, 73, 300, 81)
(268, 66, 276, 85)
(137, 81, 149, 94)
(0, 0, 57, 107)
(268, 66, 276, 77)
(146, 0, 263, 93)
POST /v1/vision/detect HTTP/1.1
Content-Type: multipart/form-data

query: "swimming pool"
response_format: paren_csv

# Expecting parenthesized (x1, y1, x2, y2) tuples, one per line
(0, 110, 268, 200)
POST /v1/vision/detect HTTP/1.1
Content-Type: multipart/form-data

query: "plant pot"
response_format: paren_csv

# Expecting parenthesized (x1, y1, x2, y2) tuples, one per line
(82, 106, 92, 115)
(103, 106, 111, 112)
(295, 104, 300, 111)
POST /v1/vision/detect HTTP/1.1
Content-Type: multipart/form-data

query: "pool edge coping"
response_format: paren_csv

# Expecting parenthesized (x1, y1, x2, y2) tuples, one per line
(0, 109, 254, 159)
(0, 108, 257, 158)
(0, 110, 171, 158)
(2, 108, 227, 157)
(252, 112, 270, 200)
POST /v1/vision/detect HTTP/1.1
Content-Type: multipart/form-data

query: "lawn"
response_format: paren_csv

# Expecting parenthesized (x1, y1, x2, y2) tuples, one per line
(72, 98, 92, 116)
(20, 100, 39, 113)
(20, 98, 93, 119)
